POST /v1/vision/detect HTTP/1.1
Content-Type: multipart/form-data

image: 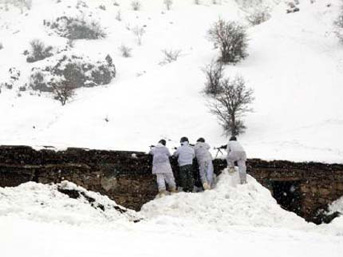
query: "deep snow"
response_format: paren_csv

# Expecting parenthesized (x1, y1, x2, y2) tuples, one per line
(1, 1, 343, 256)
(0, 0, 342, 163)
(0, 171, 342, 257)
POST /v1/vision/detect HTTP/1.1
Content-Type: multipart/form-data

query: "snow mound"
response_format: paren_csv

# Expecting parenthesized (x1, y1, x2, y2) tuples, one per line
(141, 169, 314, 231)
(0, 181, 142, 225)
(319, 196, 343, 236)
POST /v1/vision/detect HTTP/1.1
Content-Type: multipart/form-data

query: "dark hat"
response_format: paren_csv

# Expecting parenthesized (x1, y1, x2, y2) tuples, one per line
(180, 137, 189, 143)
(197, 137, 205, 142)
(159, 139, 166, 146)
(229, 136, 237, 141)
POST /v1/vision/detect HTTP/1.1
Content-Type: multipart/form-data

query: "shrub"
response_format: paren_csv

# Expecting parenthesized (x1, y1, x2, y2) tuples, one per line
(246, 7, 271, 26)
(164, 0, 173, 10)
(334, 6, 343, 42)
(119, 45, 132, 57)
(45, 16, 106, 40)
(52, 81, 75, 106)
(202, 61, 224, 95)
(207, 76, 254, 136)
(160, 49, 181, 65)
(0, 67, 21, 91)
(115, 10, 122, 21)
(132, 25, 145, 45)
(212, 0, 221, 4)
(208, 19, 248, 64)
(26, 39, 53, 63)
(131, 1, 141, 11)
(29, 54, 116, 93)
(30, 70, 52, 92)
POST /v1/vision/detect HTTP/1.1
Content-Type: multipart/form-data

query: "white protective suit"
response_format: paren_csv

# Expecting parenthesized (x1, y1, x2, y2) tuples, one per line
(226, 140, 247, 184)
(194, 142, 214, 187)
(173, 142, 195, 166)
(149, 143, 176, 191)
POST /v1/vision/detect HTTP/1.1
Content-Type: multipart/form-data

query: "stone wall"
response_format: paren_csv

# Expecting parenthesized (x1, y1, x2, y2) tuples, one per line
(0, 145, 343, 223)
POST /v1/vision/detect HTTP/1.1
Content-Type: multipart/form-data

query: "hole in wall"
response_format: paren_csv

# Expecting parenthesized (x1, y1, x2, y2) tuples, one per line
(272, 180, 303, 216)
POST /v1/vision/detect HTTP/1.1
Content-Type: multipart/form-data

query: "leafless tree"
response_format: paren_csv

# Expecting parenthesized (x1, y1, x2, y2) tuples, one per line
(131, 0, 141, 11)
(52, 81, 75, 106)
(160, 49, 182, 65)
(164, 0, 173, 10)
(208, 19, 248, 64)
(119, 44, 132, 57)
(202, 60, 224, 95)
(132, 25, 145, 45)
(208, 76, 254, 136)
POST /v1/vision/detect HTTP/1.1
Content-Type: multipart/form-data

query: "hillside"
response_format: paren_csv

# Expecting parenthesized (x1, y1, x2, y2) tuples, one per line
(0, 0, 342, 163)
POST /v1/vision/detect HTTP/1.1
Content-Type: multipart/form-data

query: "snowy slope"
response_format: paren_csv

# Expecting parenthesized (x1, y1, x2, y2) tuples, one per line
(1, 172, 343, 257)
(0, 0, 343, 163)
(0, 180, 142, 225)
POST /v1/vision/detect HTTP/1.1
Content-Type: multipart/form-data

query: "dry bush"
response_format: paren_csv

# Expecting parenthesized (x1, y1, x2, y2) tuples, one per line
(208, 19, 248, 64)
(160, 49, 181, 65)
(26, 39, 53, 63)
(207, 76, 254, 136)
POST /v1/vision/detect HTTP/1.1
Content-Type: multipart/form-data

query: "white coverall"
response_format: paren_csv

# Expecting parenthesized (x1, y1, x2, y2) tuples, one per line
(149, 143, 176, 192)
(226, 140, 247, 184)
(194, 142, 214, 187)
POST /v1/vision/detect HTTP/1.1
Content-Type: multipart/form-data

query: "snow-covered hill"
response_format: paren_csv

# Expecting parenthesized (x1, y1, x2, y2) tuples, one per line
(0, 0, 342, 163)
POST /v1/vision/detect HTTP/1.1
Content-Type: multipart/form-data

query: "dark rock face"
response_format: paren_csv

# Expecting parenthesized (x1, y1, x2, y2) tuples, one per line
(0, 145, 343, 223)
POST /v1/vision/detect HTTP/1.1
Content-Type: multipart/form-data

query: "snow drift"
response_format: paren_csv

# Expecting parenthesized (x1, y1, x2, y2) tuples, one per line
(141, 169, 315, 231)
(0, 181, 142, 225)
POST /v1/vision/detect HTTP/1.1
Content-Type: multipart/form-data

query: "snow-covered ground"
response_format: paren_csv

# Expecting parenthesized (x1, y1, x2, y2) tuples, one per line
(1, 1, 343, 256)
(1, 172, 342, 257)
(0, 0, 342, 163)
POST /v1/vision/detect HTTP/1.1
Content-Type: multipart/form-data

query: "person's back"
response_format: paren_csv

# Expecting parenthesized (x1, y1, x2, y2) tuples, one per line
(173, 137, 195, 192)
(226, 136, 247, 184)
(194, 141, 212, 163)
(174, 141, 195, 166)
(149, 139, 176, 196)
(227, 140, 245, 153)
(150, 144, 171, 171)
(194, 138, 214, 190)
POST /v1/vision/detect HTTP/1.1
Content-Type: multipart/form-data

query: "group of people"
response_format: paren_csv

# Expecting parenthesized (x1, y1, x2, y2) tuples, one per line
(149, 136, 247, 197)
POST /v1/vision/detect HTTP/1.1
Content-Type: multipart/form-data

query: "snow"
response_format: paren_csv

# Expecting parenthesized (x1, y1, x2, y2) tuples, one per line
(1, 172, 342, 257)
(1, 0, 343, 256)
(0, 0, 342, 163)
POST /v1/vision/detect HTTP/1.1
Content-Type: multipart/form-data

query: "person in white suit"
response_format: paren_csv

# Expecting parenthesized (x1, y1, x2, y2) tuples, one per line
(194, 138, 214, 190)
(149, 139, 176, 196)
(226, 136, 247, 184)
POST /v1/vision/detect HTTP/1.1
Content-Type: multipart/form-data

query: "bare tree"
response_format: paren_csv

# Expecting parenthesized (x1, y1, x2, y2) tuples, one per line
(208, 76, 254, 136)
(132, 25, 145, 45)
(119, 44, 132, 57)
(52, 81, 75, 106)
(202, 60, 224, 95)
(164, 0, 173, 10)
(160, 49, 182, 65)
(131, 0, 141, 11)
(208, 19, 248, 64)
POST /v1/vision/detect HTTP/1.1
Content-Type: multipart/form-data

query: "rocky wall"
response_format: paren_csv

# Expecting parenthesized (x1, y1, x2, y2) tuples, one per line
(0, 145, 343, 223)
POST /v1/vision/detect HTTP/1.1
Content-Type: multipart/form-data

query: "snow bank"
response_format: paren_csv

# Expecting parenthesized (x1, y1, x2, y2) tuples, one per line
(318, 196, 343, 236)
(0, 181, 141, 225)
(141, 169, 315, 231)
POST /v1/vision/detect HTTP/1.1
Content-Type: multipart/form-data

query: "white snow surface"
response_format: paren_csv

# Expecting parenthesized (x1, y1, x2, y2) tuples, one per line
(0, 0, 342, 163)
(0, 172, 342, 257)
(1, 1, 343, 256)
(0, 180, 142, 225)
